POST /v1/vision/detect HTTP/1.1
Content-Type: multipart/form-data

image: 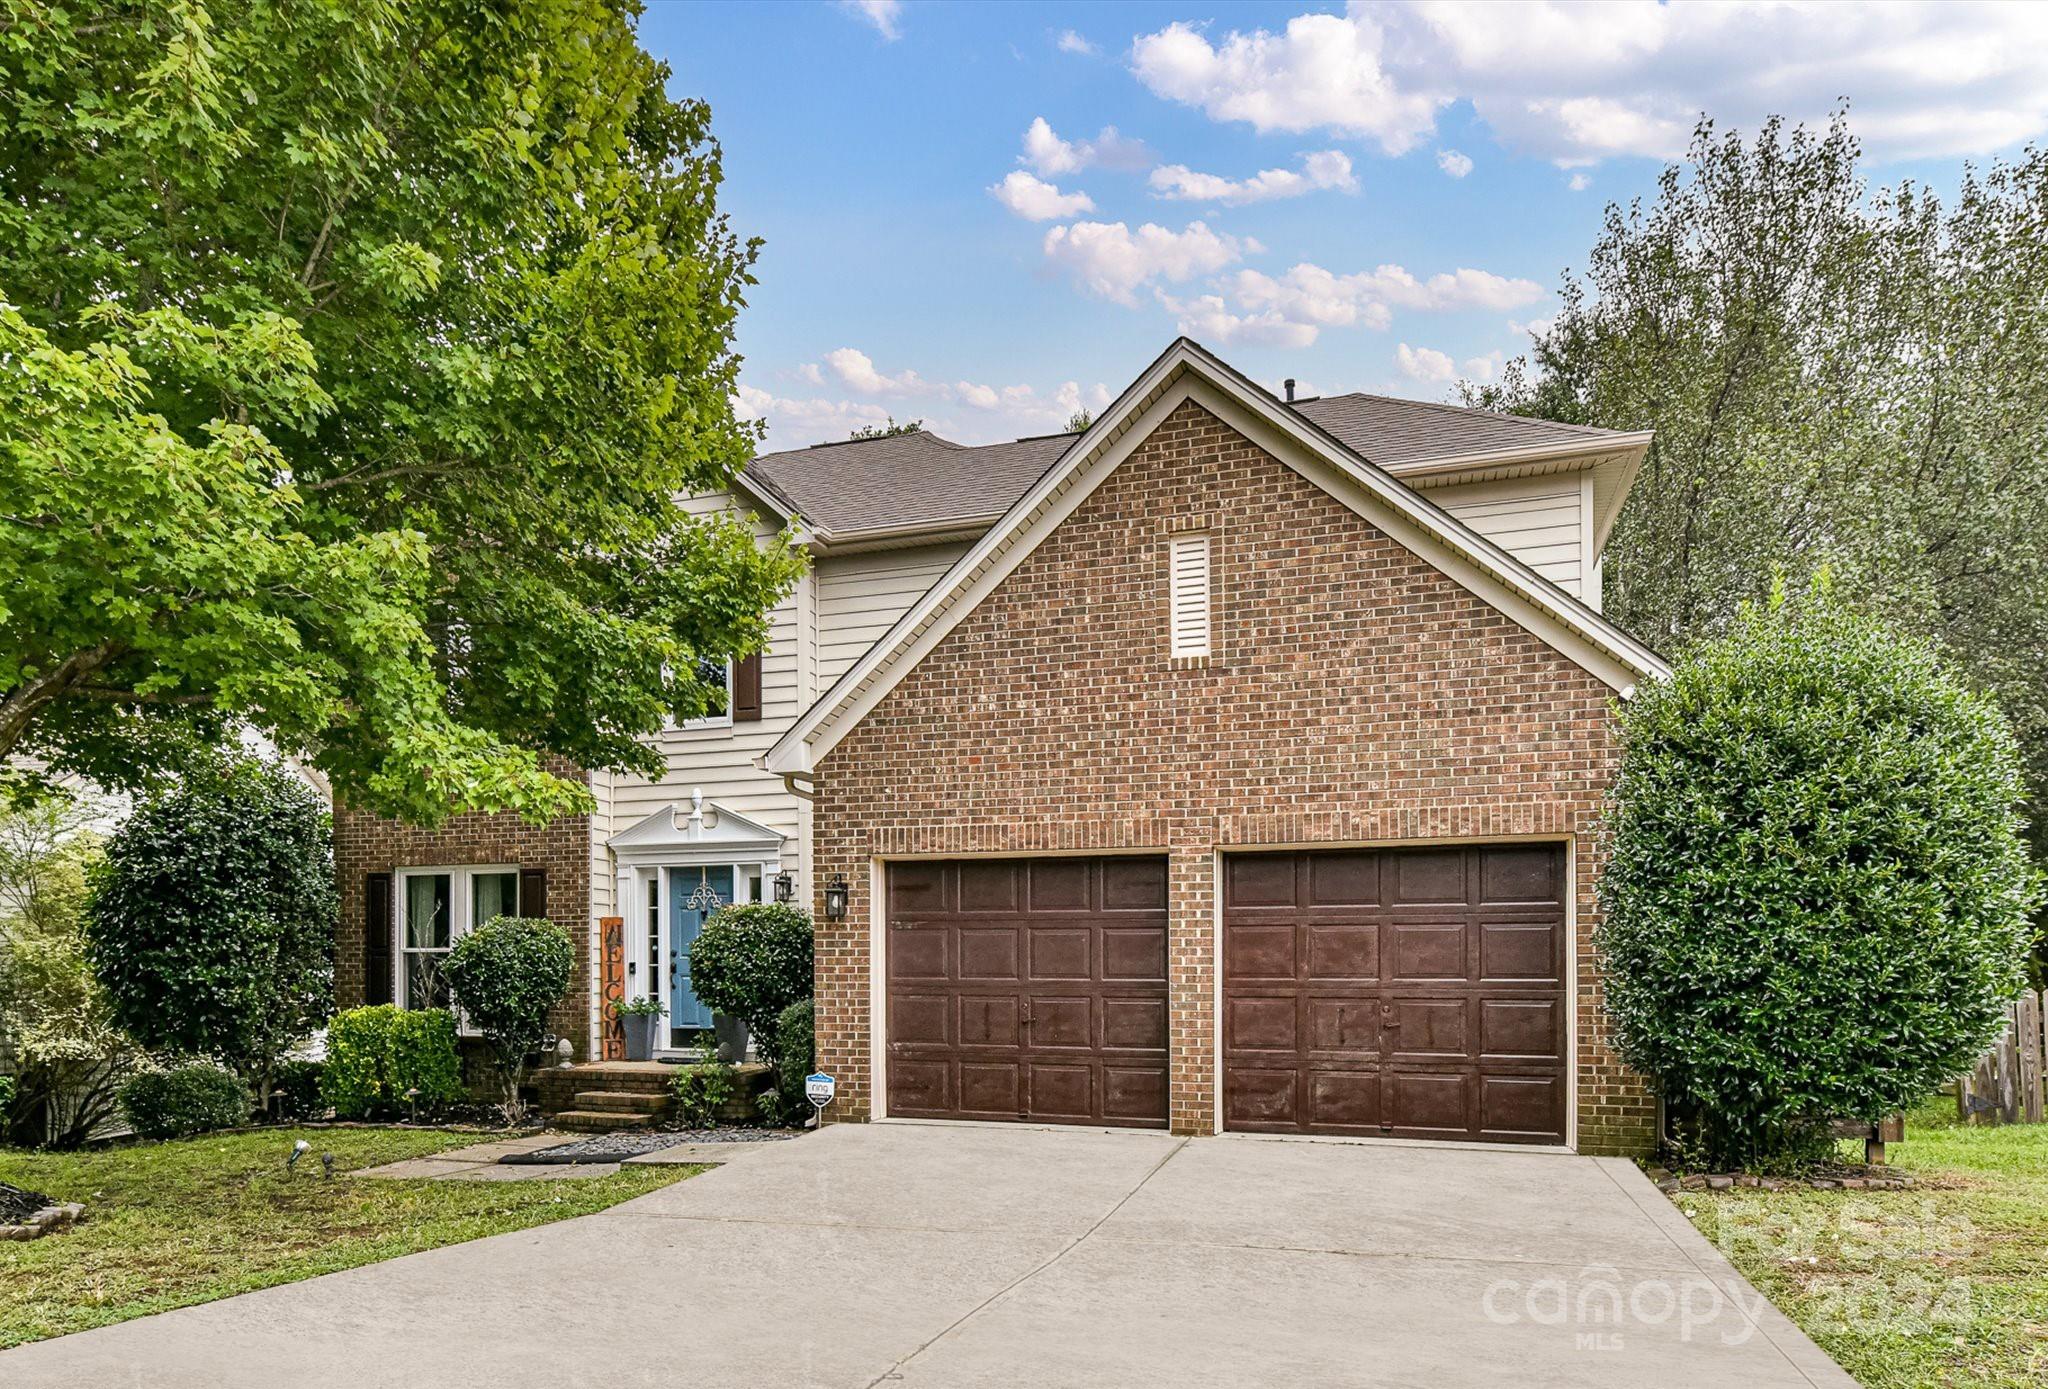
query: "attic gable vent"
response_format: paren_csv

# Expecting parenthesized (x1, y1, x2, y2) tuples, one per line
(1168, 533, 1212, 658)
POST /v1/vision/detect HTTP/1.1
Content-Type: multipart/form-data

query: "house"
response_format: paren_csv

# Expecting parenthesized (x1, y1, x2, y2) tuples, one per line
(332, 337, 1664, 1154)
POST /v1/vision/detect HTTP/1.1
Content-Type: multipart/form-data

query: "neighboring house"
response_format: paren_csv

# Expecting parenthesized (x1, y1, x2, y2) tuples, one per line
(333, 337, 1664, 1154)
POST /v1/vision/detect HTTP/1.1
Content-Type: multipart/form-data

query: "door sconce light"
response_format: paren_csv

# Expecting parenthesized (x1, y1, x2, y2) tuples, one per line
(773, 870, 795, 905)
(823, 873, 849, 921)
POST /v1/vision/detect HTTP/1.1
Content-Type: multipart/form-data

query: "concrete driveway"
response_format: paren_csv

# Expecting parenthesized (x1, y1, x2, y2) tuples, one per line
(0, 1123, 1853, 1388)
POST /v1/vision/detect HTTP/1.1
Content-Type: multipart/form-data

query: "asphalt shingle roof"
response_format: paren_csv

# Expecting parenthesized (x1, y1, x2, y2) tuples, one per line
(745, 393, 1633, 536)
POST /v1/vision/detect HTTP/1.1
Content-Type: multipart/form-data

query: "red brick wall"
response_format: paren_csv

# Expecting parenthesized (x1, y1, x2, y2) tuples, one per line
(333, 771, 593, 1061)
(810, 397, 1657, 1155)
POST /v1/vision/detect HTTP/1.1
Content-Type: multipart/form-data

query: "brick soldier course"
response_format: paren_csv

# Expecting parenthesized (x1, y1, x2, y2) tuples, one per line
(808, 398, 1657, 1154)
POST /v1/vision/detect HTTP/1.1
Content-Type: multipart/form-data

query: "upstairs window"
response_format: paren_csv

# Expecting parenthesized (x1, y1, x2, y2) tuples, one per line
(1169, 533, 1211, 658)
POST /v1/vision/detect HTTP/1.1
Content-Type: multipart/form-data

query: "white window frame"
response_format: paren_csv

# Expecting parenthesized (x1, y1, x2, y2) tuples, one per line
(393, 865, 520, 1015)
(668, 658, 735, 732)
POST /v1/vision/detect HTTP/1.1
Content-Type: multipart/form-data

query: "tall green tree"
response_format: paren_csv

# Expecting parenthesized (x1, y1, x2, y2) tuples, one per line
(1469, 113, 2048, 909)
(0, 1, 803, 824)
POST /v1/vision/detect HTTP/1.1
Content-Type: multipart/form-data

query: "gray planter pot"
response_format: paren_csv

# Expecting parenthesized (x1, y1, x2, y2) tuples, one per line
(714, 1015, 750, 1063)
(622, 1012, 660, 1062)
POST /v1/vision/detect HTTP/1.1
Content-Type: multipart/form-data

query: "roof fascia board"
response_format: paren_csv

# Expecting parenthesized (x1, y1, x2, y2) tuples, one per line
(1381, 432, 1654, 476)
(762, 349, 1194, 775)
(1184, 378, 1649, 693)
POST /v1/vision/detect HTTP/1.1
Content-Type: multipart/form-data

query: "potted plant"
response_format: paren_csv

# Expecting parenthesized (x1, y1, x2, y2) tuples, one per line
(614, 996, 667, 1062)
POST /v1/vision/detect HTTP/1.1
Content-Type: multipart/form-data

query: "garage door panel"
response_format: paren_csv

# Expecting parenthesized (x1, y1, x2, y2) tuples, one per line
(1027, 859, 1091, 912)
(1305, 921, 1378, 980)
(1478, 919, 1562, 982)
(1224, 845, 1567, 1145)
(1224, 1067, 1300, 1129)
(890, 994, 952, 1047)
(887, 857, 1168, 1129)
(1103, 1066, 1169, 1122)
(1480, 998, 1561, 1060)
(889, 927, 949, 981)
(1028, 927, 1092, 980)
(1305, 998, 1377, 1056)
(1226, 853, 1297, 907)
(957, 861, 1020, 913)
(1102, 856, 1167, 910)
(1102, 926, 1166, 980)
(1308, 1070, 1382, 1130)
(1386, 996, 1469, 1060)
(1102, 996, 1168, 1051)
(1224, 923, 1296, 980)
(1387, 920, 1466, 980)
(1480, 1075, 1564, 1140)
(1227, 994, 1299, 1052)
(957, 928, 1020, 981)
(1480, 846, 1564, 905)
(958, 995, 1021, 1048)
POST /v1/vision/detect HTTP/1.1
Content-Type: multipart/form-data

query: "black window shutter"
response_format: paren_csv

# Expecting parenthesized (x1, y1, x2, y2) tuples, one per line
(363, 873, 393, 1006)
(732, 651, 763, 722)
(520, 867, 548, 921)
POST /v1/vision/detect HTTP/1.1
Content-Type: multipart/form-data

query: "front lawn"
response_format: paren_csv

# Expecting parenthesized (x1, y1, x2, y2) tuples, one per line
(0, 1127, 696, 1348)
(1678, 1112, 2048, 1388)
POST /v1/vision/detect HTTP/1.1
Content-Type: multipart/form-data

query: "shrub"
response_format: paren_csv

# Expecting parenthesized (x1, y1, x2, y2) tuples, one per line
(85, 755, 335, 1106)
(672, 1054, 736, 1128)
(765, 998, 814, 1124)
(1599, 579, 2040, 1168)
(120, 1063, 249, 1140)
(0, 1074, 15, 1127)
(320, 1005, 461, 1120)
(689, 903, 812, 1071)
(269, 1060, 326, 1121)
(442, 917, 572, 1120)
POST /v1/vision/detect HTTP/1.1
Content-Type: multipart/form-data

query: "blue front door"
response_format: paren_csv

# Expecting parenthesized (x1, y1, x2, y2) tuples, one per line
(667, 865, 730, 1039)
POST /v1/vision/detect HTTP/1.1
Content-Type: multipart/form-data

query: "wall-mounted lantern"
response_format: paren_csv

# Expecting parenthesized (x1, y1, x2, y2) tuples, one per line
(773, 870, 795, 905)
(823, 873, 849, 921)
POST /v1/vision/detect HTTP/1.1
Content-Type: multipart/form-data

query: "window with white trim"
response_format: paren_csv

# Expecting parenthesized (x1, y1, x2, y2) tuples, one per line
(397, 867, 519, 1010)
(1168, 533, 1212, 658)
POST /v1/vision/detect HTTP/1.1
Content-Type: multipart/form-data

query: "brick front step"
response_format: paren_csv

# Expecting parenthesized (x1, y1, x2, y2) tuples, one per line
(551, 1109, 657, 1133)
(574, 1091, 671, 1114)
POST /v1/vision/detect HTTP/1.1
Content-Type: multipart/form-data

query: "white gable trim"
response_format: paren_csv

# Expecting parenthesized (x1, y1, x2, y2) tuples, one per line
(762, 339, 1667, 777)
(610, 791, 787, 867)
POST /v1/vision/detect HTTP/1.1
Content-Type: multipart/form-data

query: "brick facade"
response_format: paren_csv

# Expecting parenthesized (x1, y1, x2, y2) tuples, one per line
(333, 768, 594, 1062)
(809, 398, 1658, 1155)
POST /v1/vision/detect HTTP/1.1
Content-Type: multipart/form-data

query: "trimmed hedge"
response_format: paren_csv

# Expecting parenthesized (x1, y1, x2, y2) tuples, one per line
(320, 1005, 461, 1120)
(689, 903, 812, 1069)
(1598, 581, 2040, 1167)
(442, 917, 572, 1118)
(120, 1064, 249, 1140)
(772, 998, 814, 1121)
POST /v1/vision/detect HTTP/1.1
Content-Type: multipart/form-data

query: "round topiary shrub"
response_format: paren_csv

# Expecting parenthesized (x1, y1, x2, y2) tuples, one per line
(772, 998, 815, 1122)
(689, 903, 812, 1070)
(1599, 580, 2040, 1168)
(442, 917, 572, 1120)
(119, 1063, 249, 1140)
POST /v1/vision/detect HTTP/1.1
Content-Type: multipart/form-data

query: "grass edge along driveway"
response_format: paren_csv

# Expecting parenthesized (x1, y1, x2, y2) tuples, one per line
(0, 1126, 698, 1348)
(1678, 1115, 2048, 1389)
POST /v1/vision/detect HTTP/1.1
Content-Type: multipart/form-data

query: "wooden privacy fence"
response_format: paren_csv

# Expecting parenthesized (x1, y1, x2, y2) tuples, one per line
(1958, 990, 2046, 1125)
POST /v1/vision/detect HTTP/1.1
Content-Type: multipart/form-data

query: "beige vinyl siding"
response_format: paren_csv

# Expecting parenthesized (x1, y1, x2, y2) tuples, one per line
(815, 542, 972, 689)
(1427, 474, 1589, 602)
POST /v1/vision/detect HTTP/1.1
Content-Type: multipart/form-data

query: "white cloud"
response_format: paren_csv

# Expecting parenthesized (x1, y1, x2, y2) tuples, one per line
(1041, 219, 1252, 305)
(989, 170, 1096, 221)
(1462, 350, 1506, 381)
(819, 346, 924, 396)
(1396, 343, 1459, 383)
(1164, 260, 1545, 348)
(1159, 291, 1320, 349)
(1567, 172, 1592, 191)
(1056, 29, 1097, 56)
(1053, 380, 1115, 418)
(1149, 150, 1358, 205)
(1508, 315, 1556, 339)
(734, 384, 892, 446)
(741, 364, 1109, 450)
(1131, 2, 2048, 167)
(1436, 148, 1474, 178)
(838, 0, 901, 42)
(1020, 117, 1153, 177)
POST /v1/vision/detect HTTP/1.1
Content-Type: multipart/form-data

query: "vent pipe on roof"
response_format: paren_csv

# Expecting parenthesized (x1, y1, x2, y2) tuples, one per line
(1283, 378, 1296, 403)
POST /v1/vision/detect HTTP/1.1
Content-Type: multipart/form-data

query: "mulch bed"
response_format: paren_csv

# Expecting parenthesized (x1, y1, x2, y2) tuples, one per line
(1651, 1164, 1917, 1192)
(1, 1182, 55, 1223)
(503, 1129, 797, 1165)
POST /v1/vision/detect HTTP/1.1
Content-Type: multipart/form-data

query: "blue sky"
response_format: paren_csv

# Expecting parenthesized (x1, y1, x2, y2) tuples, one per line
(642, 1, 2048, 448)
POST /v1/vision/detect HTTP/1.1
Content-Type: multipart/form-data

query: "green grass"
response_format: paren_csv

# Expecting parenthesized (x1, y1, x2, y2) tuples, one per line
(0, 1127, 697, 1348)
(1676, 1110, 2048, 1387)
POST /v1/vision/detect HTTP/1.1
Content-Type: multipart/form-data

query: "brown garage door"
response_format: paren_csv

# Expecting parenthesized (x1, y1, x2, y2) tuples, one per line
(1223, 844, 1567, 1144)
(886, 857, 1169, 1128)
